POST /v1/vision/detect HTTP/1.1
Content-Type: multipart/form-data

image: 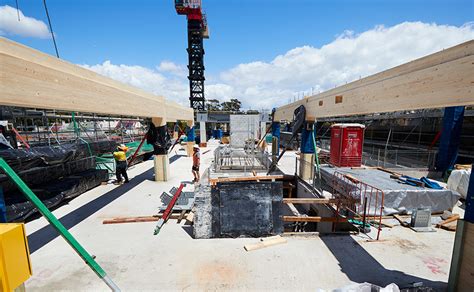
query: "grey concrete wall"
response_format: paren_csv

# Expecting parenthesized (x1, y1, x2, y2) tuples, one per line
(193, 181, 283, 238)
(230, 115, 260, 147)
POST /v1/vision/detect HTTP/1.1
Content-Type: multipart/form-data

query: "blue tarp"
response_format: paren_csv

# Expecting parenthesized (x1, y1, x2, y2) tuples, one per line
(300, 126, 315, 154)
(436, 106, 465, 173)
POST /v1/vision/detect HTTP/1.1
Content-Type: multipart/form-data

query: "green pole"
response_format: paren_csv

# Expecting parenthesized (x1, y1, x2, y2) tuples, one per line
(311, 127, 322, 182)
(72, 112, 80, 139)
(0, 158, 120, 291)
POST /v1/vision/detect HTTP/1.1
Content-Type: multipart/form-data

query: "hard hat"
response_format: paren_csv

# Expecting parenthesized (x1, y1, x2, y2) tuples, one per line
(193, 145, 200, 150)
(118, 144, 127, 150)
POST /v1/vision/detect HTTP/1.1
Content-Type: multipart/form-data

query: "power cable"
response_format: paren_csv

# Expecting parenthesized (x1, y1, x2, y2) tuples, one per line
(42, 0, 60, 58)
(15, 0, 20, 21)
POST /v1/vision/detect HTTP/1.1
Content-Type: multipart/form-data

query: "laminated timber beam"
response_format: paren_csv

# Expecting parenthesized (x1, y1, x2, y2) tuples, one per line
(274, 40, 474, 121)
(0, 38, 193, 123)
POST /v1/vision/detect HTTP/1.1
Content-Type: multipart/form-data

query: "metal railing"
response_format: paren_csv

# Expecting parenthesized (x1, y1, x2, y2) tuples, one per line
(213, 144, 272, 173)
(362, 147, 437, 169)
(332, 171, 384, 240)
(318, 139, 437, 169)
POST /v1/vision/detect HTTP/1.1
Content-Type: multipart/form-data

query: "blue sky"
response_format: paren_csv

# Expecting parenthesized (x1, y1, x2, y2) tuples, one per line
(1, 0, 473, 108)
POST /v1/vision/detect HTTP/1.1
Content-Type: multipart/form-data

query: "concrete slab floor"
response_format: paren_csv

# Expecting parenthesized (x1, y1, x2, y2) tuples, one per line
(25, 141, 456, 291)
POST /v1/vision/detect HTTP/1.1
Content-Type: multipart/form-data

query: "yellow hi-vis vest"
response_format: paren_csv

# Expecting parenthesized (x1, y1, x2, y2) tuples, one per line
(113, 151, 127, 162)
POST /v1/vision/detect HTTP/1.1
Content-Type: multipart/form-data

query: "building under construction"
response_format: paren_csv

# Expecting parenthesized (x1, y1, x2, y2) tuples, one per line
(0, 2, 474, 291)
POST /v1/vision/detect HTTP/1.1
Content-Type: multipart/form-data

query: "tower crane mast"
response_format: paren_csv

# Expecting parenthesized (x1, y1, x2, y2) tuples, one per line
(175, 0, 209, 111)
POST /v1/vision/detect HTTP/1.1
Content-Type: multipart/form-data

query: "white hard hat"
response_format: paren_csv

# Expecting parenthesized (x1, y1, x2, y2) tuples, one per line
(193, 145, 200, 149)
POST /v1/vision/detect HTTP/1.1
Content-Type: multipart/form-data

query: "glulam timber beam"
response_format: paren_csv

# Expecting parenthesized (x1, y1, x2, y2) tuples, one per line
(274, 40, 474, 121)
(0, 38, 193, 122)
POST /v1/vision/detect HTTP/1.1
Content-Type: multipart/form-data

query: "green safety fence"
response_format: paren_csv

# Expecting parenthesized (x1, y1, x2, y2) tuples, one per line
(95, 140, 153, 177)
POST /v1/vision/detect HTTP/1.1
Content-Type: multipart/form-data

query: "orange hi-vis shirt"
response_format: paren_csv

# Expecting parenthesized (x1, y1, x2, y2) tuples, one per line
(193, 152, 200, 167)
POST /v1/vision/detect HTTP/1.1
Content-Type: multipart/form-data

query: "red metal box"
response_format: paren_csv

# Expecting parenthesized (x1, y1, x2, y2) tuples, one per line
(330, 124, 365, 167)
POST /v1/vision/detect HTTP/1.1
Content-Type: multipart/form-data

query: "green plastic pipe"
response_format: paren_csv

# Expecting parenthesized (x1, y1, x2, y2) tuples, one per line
(0, 158, 120, 291)
(71, 112, 81, 137)
(311, 128, 321, 182)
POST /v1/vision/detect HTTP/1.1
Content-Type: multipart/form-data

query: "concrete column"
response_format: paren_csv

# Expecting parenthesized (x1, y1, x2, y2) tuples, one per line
(299, 123, 315, 180)
(152, 117, 169, 182)
(154, 154, 169, 181)
(200, 121, 207, 146)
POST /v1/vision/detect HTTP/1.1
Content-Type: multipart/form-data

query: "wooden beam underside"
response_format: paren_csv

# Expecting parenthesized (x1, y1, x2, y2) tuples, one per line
(274, 40, 474, 121)
(0, 38, 193, 121)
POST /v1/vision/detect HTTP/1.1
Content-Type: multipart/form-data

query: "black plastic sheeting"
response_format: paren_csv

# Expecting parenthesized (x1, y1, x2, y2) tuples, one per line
(0, 141, 116, 173)
(0, 141, 116, 222)
(212, 181, 283, 238)
(147, 123, 171, 154)
(6, 169, 108, 222)
(0, 157, 96, 193)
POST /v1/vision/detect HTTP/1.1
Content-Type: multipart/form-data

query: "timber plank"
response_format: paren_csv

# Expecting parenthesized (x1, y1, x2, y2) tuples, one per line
(283, 198, 338, 204)
(283, 216, 348, 223)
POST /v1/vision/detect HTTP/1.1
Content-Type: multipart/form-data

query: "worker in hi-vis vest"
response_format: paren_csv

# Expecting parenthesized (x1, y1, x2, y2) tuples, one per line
(113, 144, 129, 184)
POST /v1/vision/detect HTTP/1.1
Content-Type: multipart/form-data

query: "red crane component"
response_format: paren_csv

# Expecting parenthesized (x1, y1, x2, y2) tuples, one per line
(154, 183, 185, 235)
(175, 0, 209, 38)
(127, 134, 147, 167)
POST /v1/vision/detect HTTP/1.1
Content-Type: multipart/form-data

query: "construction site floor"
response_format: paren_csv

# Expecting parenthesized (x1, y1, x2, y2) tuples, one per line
(25, 142, 457, 290)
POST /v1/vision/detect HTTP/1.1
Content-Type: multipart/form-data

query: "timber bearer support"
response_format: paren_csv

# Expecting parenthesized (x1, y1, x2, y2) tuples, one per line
(151, 117, 169, 182)
(299, 120, 316, 180)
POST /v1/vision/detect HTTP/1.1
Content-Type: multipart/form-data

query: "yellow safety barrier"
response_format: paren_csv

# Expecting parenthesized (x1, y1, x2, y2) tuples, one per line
(0, 224, 32, 291)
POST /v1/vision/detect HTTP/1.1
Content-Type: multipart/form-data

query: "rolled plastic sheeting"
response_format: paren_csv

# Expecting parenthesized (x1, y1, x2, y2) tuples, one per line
(447, 168, 471, 199)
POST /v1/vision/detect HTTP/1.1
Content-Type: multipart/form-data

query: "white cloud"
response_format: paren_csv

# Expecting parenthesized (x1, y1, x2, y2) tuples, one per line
(82, 22, 474, 110)
(0, 5, 50, 38)
(157, 61, 186, 77)
(218, 21, 474, 109)
(81, 61, 189, 105)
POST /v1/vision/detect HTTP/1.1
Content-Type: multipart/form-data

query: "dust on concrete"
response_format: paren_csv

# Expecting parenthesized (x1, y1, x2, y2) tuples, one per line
(362, 238, 428, 251)
(196, 260, 245, 288)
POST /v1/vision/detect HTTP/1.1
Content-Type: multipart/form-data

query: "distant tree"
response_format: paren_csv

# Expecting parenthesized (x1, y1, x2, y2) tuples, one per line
(206, 99, 221, 111)
(221, 98, 242, 112)
(246, 109, 259, 114)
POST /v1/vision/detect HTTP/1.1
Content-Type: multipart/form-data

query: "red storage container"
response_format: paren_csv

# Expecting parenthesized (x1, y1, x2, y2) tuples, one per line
(330, 124, 365, 167)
